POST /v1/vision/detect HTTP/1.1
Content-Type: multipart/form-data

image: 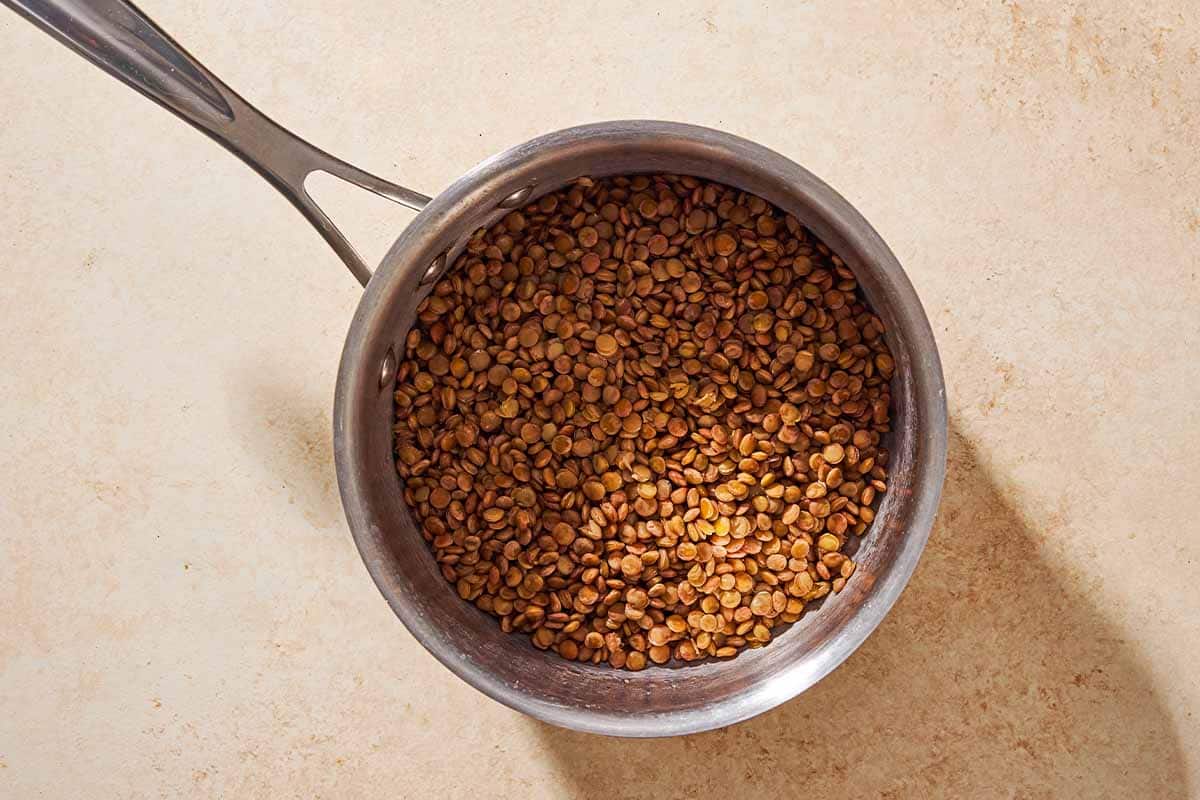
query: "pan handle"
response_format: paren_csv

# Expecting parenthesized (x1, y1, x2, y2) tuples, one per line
(3, 0, 430, 286)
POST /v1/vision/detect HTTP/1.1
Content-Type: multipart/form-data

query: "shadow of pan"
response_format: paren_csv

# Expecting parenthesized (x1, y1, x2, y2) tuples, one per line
(533, 421, 1188, 799)
(224, 359, 343, 531)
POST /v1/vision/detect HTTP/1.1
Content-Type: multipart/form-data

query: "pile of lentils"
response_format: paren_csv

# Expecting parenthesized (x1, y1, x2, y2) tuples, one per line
(393, 174, 894, 670)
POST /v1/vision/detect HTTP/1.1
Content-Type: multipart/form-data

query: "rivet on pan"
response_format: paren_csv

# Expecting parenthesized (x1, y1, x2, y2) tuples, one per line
(421, 253, 447, 285)
(379, 347, 397, 390)
(497, 185, 534, 209)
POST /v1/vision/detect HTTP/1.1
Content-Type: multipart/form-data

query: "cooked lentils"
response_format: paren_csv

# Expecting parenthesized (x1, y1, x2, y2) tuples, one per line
(393, 174, 894, 670)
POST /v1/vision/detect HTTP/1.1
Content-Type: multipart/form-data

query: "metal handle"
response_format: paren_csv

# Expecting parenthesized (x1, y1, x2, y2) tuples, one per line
(4, 0, 430, 286)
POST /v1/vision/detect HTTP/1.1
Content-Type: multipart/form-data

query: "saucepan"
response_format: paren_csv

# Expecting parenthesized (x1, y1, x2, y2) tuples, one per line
(7, 0, 947, 737)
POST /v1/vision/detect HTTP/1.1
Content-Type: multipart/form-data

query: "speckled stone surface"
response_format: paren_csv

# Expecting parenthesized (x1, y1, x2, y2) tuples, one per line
(1, 1, 1197, 797)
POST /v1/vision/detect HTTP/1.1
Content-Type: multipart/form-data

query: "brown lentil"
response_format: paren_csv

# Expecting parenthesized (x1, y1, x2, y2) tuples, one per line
(393, 174, 893, 670)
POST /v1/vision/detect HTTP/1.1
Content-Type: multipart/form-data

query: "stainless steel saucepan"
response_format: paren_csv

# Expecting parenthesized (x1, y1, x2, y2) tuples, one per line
(8, 0, 947, 737)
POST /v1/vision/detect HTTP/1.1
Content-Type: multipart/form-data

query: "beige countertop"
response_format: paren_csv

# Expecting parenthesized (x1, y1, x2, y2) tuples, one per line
(2, 1, 1197, 797)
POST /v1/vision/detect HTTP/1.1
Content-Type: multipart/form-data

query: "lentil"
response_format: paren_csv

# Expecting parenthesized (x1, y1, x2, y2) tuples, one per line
(393, 174, 893, 670)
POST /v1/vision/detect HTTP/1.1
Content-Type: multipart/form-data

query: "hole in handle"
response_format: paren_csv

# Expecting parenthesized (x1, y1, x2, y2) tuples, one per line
(306, 170, 417, 271)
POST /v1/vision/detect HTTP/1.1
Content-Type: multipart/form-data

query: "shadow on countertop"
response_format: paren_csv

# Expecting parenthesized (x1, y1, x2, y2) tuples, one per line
(225, 359, 343, 532)
(533, 422, 1188, 799)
